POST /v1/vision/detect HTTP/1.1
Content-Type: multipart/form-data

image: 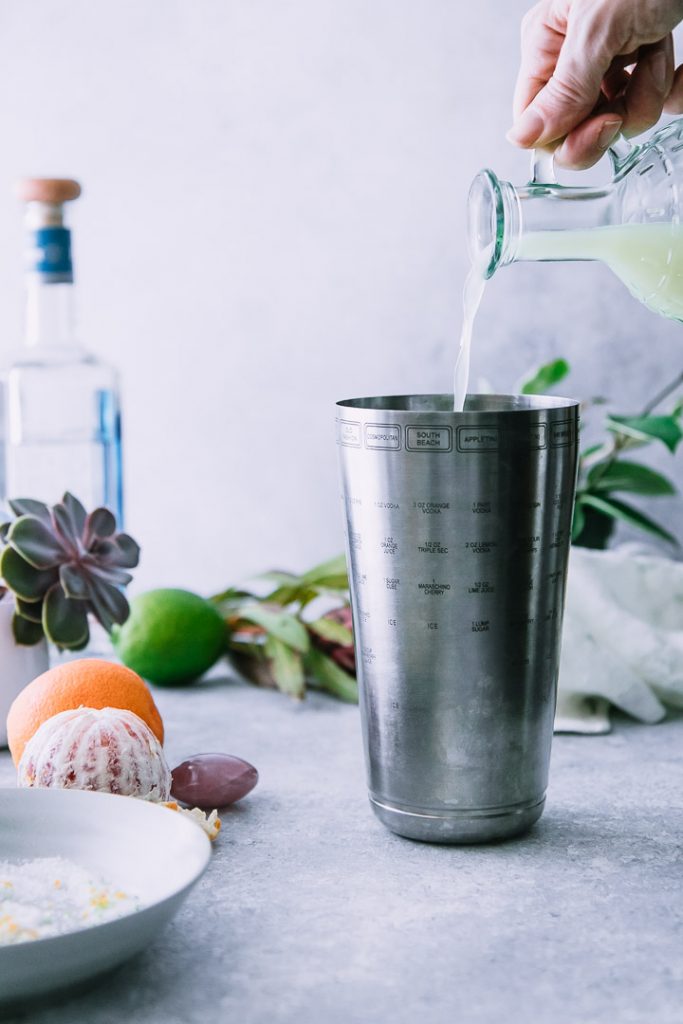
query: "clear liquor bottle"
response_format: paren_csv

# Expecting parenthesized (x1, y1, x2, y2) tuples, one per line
(4, 179, 123, 523)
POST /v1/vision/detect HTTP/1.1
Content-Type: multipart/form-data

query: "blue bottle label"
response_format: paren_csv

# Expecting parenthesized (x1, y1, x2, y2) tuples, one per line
(25, 226, 73, 282)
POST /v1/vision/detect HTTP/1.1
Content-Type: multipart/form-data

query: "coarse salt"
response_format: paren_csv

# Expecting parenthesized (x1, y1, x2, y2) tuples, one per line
(0, 857, 139, 945)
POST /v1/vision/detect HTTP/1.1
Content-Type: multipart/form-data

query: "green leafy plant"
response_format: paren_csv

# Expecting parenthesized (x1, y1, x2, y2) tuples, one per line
(212, 554, 357, 702)
(0, 492, 140, 650)
(520, 359, 683, 549)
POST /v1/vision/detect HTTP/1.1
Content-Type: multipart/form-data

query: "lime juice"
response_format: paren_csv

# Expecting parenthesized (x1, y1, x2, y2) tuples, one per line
(516, 223, 683, 322)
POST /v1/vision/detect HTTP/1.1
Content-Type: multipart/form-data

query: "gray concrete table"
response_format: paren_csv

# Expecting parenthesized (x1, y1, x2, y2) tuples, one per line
(1, 676, 682, 1024)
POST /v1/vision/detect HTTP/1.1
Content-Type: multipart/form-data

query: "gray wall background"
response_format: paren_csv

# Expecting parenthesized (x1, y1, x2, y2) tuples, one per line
(0, 1, 681, 593)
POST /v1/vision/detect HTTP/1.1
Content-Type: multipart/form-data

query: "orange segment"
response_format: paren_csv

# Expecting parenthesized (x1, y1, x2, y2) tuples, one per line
(6, 659, 164, 766)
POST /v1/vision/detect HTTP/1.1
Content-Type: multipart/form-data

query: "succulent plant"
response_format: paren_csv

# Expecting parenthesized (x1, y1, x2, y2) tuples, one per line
(0, 492, 140, 651)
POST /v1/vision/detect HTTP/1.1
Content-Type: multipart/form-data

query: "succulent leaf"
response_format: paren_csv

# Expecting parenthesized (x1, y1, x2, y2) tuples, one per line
(84, 507, 117, 544)
(59, 563, 90, 599)
(8, 516, 66, 569)
(62, 492, 87, 535)
(52, 503, 83, 552)
(82, 562, 133, 587)
(0, 546, 59, 601)
(8, 498, 52, 526)
(116, 534, 141, 566)
(15, 597, 44, 623)
(85, 575, 130, 632)
(12, 612, 46, 646)
(42, 583, 90, 649)
(91, 533, 140, 568)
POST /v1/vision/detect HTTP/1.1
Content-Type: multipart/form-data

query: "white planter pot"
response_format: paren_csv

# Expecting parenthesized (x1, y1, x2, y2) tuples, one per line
(0, 597, 50, 748)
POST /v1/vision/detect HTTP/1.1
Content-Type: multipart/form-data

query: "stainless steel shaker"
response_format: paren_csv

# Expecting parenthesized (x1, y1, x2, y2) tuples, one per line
(336, 394, 580, 843)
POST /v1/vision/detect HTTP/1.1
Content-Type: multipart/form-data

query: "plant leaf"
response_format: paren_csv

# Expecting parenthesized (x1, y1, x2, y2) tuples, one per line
(8, 516, 66, 569)
(519, 358, 571, 395)
(307, 616, 354, 645)
(580, 493, 678, 545)
(85, 563, 133, 587)
(86, 576, 130, 633)
(15, 597, 44, 623)
(238, 605, 310, 652)
(571, 499, 586, 542)
(62, 492, 87, 535)
(254, 571, 300, 586)
(85, 507, 117, 544)
(52, 503, 82, 552)
(91, 534, 140, 568)
(260, 584, 302, 607)
(306, 577, 349, 593)
(580, 443, 607, 459)
(264, 635, 305, 699)
(210, 587, 259, 620)
(211, 586, 257, 605)
(302, 583, 350, 599)
(606, 414, 683, 453)
(0, 546, 58, 601)
(304, 648, 358, 703)
(59, 563, 90, 600)
(299, 554, 349, 588)
(68, 635, 90, 652)
(12, 612, 45, 646)
(586, 460, 677, 496)
(8, 498, 51, 526)
(42, 583, 90, 649)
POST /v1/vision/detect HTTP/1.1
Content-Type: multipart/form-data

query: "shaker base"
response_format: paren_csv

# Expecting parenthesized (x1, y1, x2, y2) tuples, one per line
(369, 794, 546, 844)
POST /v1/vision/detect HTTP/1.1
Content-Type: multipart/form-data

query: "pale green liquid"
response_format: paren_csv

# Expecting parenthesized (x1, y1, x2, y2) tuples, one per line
(517, 223, 683, 321)
(454, 263, 486, 412)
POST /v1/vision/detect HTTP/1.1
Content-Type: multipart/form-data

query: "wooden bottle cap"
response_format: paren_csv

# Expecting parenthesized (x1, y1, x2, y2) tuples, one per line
(16, 179, 81, 203)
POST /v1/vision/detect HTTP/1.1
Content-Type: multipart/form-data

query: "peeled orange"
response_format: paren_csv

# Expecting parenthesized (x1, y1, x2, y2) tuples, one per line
(6, 659, 164, 766)
(17, 706, 171, 801)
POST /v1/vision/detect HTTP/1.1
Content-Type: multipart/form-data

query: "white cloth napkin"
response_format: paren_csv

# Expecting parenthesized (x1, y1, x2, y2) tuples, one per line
(555, 545, 683, 734)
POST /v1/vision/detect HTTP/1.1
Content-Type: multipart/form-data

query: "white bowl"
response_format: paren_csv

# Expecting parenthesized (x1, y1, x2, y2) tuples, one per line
(0, 787, 211, 1006)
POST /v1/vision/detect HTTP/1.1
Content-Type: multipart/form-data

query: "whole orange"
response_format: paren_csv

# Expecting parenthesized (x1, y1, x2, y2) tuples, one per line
(7, 659, 164, 766)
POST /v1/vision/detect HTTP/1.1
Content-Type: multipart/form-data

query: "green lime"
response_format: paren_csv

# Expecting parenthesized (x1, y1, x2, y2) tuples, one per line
(113, 589, 226, 686)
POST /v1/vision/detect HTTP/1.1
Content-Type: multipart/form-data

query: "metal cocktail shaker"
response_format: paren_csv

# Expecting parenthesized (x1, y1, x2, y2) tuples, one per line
(336, 394, 580, 843)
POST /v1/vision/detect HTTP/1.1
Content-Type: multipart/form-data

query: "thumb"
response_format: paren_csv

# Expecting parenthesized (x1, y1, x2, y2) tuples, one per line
(508, 18, 612, 147)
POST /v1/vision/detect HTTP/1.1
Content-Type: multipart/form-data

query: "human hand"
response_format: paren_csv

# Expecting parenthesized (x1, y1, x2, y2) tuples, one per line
(509, 0, 683, 168)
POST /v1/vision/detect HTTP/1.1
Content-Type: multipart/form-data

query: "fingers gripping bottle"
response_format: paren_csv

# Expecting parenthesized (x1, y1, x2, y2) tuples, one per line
(468, 118, 683, 323)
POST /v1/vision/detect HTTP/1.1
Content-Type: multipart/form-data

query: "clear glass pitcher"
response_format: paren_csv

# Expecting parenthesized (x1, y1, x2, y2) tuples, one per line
(468, 118, 683, 321)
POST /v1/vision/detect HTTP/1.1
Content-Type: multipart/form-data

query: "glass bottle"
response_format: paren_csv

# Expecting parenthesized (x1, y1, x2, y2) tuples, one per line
(467, 118, 683, 322)
(4, 179, 123, 523)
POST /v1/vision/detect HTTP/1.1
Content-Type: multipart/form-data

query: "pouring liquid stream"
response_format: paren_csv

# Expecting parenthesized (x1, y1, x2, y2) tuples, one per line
(454, 254, 488, 412)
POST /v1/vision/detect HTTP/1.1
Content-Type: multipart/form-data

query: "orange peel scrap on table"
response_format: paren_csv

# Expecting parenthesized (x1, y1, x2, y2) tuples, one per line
(162, 802, 221, 841)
